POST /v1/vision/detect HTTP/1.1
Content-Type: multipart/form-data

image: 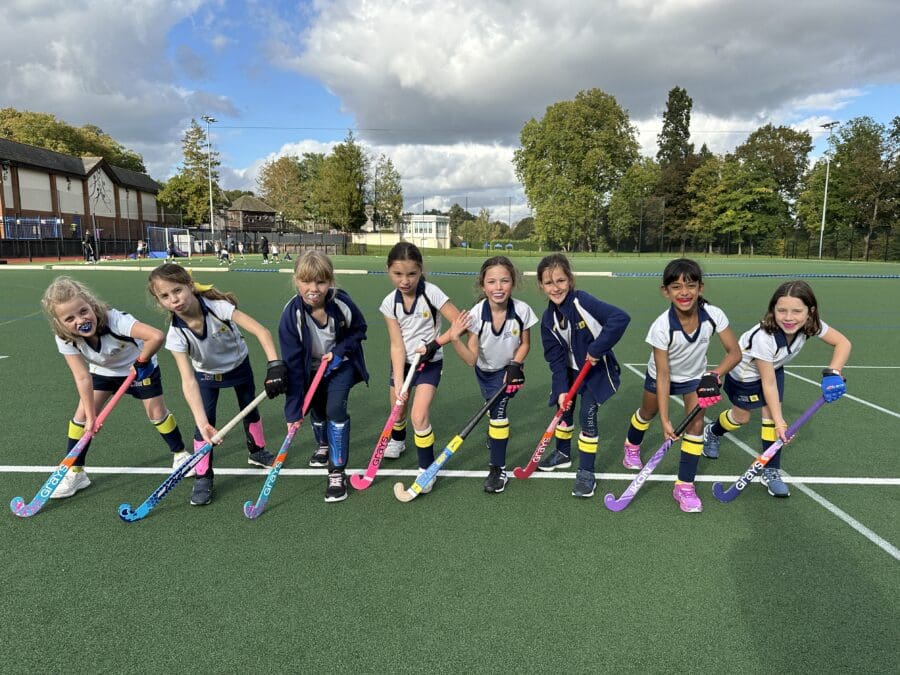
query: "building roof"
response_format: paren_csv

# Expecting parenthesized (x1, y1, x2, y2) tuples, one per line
(228, 195, 276, 213)
(0, 137, 160, 193)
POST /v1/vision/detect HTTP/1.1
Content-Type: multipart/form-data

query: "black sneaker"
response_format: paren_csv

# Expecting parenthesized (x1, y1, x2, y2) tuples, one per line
(190, 477, 213, 506)
(308, 444, 328, 467)
(484, 465, 508, 493)
(325, 470, 348, 503)
(248, 448, 276, 468)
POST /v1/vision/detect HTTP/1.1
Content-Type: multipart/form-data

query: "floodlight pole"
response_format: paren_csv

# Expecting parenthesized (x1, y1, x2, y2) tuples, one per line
(818, 121, 839, 258)
(202, 115, 217, 238)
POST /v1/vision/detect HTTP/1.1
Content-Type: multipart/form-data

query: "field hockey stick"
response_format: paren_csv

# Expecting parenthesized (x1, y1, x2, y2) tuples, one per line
(118, 390, 269, 522)
(603, 404, 704, 512)
(512, 360, 594, 480)
(243, 359, 329, 519)
(394, 384, 507, 502)
(712, 396, 826, 503)
(350, 353, 422, 491)
(10, 371, 137, 518)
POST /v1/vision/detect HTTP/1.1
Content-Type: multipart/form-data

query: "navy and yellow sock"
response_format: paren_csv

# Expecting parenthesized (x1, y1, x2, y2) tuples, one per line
(626, 409, 651, 447)
(677, 433, 704, 482)
(391, 419, 407, 443)
(555, 423, 573, 457)
(67, 419, 91, 467)
(488, 417, 509, 467)
(414, 425, 435, 469)
(711, 409, 743, 438)
(152, 412, 185, 453)
(577, 433, 598, 471)
(761, 418, 781, 468)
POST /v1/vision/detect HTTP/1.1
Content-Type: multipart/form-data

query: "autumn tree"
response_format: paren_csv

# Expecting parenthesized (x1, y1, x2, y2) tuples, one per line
(157, 119, 224, 227)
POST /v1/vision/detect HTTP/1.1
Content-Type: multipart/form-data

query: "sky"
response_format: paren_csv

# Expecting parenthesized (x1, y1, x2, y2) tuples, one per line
(1, 0, 898, 224)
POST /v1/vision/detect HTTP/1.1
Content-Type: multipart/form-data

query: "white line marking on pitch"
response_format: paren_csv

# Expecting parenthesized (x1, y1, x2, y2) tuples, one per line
(623, 363, 900, 561)
(3, 465, 898, 485)
(0, 310, 42, 327)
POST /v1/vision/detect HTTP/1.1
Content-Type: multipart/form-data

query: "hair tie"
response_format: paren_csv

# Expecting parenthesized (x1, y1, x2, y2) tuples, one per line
(193, 281, 214, 293)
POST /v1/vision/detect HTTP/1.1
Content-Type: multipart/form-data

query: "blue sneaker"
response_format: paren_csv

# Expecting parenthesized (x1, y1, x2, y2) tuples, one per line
(572, 469, 596, 498)
(761, 467, 790, 497)
(702, 423, 720, 459)
(538, 449, 571, 471)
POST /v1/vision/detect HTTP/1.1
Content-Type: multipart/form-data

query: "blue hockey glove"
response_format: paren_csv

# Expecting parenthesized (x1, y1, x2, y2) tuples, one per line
(133, 358, 154, 380)
(821, 369, 846, 402)
(325, 354, 343, 376)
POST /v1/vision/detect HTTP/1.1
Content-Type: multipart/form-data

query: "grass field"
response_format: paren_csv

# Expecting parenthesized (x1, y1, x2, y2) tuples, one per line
(2, 254, 898, 673)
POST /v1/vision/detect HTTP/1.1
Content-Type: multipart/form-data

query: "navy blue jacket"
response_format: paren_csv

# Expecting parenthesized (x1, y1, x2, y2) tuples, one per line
(540, 289, 630, 406)
(278, 288, 368, 422)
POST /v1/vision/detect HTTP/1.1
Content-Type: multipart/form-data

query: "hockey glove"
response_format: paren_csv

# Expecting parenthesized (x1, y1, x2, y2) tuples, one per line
(821, 369, 846, 402)
(420, 339, 441, 363)
(264, 360, 288, 398)
(325, 354, 343, 376)
(505, 361, 525, 394)
(696, 371, 721, 408)
(133, 358, 154, 381)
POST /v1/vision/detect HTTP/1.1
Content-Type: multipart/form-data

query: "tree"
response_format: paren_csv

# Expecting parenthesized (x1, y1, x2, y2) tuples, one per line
(797, 117, 899, 259)
(656, 87, 699, 248)
(448, 203, 476, 241)
(608, 158, 661, 252)
(371, 154, 403, 232)
(510, 216, 534, 240)
(156, 119, 223, 226)
(224, 189, 253, 204)
(657, 87, 694, 165)
(0, 107, 146, 172)
(735, 124, 813, 208)
(313, 132, 368, 232)
(257, 155, 306, 221)
(514, 88, 639, 251)
(687, 154, 786, 254)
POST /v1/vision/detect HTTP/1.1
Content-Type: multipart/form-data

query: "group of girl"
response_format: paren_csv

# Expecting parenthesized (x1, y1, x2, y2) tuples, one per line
(41, 242, 850, 512)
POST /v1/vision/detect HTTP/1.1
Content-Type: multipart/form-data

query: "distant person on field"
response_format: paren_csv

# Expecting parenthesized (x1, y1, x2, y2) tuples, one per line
(260, 236, 270, 264)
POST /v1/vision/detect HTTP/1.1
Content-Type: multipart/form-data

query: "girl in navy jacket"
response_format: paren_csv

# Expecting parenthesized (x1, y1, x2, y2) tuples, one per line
(536, 254, 630, 498)
(278, 251, 368, 502)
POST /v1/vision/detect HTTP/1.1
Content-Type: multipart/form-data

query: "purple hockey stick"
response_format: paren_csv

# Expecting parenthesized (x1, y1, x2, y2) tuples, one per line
(604, 404, 703, 512)
(711, 396, 826, 503)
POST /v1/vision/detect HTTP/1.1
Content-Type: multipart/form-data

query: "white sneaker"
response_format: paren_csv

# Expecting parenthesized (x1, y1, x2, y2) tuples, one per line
(384, 439, 406, 459)
(51, 470, 91, 499)
(416, 469, 435, 494)
(172, 450, 195, 477)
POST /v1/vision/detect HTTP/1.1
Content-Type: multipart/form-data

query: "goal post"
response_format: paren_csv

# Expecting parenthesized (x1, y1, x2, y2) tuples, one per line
(146, 226, 192, 258)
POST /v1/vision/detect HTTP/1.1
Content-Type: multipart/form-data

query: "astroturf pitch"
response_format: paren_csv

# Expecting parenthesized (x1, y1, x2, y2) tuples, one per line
(1, 255, 898, 673)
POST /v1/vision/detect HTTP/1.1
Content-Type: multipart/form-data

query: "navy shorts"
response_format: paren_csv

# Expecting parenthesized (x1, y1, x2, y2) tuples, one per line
(644, 373, 699, 396)
(92, 366, 163, 400)
(723, 369, 785, 410)
(195, 356, 255, 389)
(388, 359, 442, 389)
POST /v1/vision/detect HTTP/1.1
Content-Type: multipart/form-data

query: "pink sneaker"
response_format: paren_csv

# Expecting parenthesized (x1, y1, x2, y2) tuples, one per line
(622, 442, 643, 470)
(673, 482, 703, 513)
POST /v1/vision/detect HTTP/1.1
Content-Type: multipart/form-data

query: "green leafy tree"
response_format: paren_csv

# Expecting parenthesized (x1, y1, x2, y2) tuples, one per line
(314, 132, 368, 232)
(514, 88, 639, 251)
(735, 124, 813, 209)
(371, 154, 404, 231)
(448, 203, 476, 241)
(0, 108, 146, 171)
(157, 119, 223, 226)
(510, 216, 534, 240)
(224, 189, 253, 203)
(608, 158, 661, 252)
(798, 117, 899, 259)
(257, 155, 306, 221)
(656, 87, 699, 248)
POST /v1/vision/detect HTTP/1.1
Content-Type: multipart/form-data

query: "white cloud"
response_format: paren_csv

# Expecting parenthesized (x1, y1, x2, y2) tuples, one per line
(0, 0, 230, 179)
(276, 0, 899, 147)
